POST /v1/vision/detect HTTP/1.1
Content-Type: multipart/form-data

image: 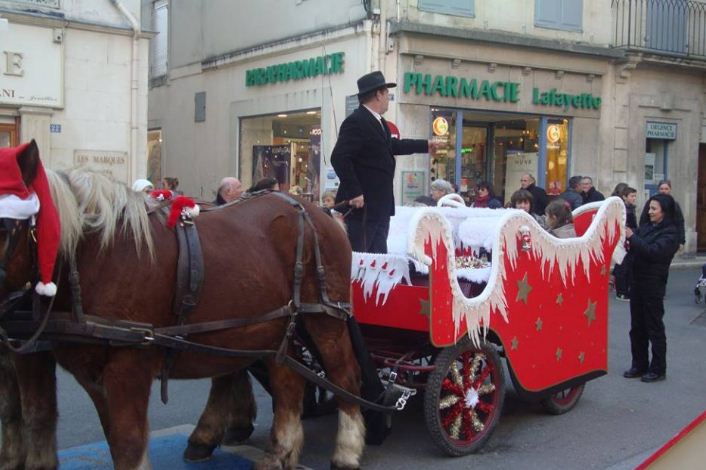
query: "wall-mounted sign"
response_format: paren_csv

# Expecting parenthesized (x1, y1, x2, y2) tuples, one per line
(646, 121, 677, 140)
(432, 116, 449, 136)
(404, 72, 519, 103)
(532, 88, 601, 111)
(73, 150, 129, 183)
(546, 124, 561, 143)
(246, 52, 344, 87)
(401, 171, 426, 205)
(0, 23, 63, 108)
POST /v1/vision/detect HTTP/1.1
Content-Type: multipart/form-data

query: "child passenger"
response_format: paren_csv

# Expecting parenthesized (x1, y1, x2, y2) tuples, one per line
(545, 198, 576, 238)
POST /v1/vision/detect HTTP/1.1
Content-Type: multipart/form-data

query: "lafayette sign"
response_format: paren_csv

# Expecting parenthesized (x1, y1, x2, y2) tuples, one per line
(246, 52, 344, 87)
(402, 72, 601, 111)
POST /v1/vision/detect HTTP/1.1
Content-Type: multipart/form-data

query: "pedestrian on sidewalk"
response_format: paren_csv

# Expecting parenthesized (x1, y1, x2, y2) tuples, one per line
(639, 179, 685, 249)
(614, 186, 638, 301)
(623, 193, 679, 383)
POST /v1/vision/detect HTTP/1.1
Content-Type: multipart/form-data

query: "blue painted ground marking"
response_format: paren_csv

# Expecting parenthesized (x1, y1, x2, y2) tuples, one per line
(59, 433, 253, 469)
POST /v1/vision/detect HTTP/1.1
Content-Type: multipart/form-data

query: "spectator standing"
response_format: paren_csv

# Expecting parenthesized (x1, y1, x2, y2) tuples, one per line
(639, 179, 685, 247)
(545, 199, 576, 238)
(559, 176, 584, 210)
(331, 71, 432, 253)
(581, 176, 605, 204)
(623, 193, 679, 383)
(510, 189, 547, 228)
(162, 176, 182, 195)
(519, 173, 548, 216)
(611, 182, 628, 198)
(614, 186, 638, 300)
(214, 177, 243, 205)
(132, 179, 154, 194)
(430, 178, 454, 204)
(471, 181, 502, 208)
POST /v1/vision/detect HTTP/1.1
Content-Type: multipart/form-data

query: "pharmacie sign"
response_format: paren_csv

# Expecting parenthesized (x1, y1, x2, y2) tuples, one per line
(645, 121, 677, 140)
(246, 52, 344, 87)
(403, 72, 601, 111)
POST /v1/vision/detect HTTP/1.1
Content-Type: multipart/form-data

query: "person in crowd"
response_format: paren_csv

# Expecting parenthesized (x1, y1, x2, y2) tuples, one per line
(545, 198, 576, 238)
(248, 177, 279, 193)
(639, 179, 685, 248)
(289, 185, 303, 196)
(614, 186, 638, 301)
(471, 181, 502, 208)
(559, 175, 584, 210)
(519, 173, 548, 216)
(611, 182, 628, 198)
(132, 179, 154, 194)
(510, 189, 547, 228)
(331, 71, 434, 253)
(322, 191, 337, 209)
(623, 193, 679, 383)
(214, 177, 243, 205)
(412, 195, 436, 207)
(581, 176, 605, 203)
(162, 176, 182, 195)
(430, 178, 455, 204)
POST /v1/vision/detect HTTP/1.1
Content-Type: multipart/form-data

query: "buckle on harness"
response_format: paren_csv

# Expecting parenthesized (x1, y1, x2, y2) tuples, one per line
(130, 327, 155, 345)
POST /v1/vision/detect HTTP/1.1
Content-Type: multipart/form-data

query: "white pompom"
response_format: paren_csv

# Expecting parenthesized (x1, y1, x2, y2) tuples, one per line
(35, 281, 57, 297)
(185, 204, 200, 218)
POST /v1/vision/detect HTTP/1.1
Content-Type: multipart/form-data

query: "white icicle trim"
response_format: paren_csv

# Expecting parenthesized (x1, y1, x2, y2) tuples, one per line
(407, 197, 625, 347)
(351, 252, 411, 306)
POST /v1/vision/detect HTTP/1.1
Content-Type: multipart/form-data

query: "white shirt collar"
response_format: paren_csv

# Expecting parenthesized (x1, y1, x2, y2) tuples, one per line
(363, 105, 382, 122)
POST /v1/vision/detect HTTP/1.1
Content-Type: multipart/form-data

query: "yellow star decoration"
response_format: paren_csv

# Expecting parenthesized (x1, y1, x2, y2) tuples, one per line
(535, 317, 543, 332)
(516, 273, 532, 304)
(511, 336, 519, 351)
(584, 300, 597, 326)
(556, 293, 564, 305)
(578, 352, 585, 364)
(555, 348, 563, 361)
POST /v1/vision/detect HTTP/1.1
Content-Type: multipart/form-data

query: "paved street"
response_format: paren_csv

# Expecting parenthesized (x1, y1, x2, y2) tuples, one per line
(54, 267, 705, 469)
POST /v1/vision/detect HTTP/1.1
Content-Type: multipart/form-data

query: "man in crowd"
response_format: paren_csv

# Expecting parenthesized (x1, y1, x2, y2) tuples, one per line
(519, 173, 548, 216)
(581, 176, 605, 203)
(560, 175, 585, 210)
(214, 177, 243, 205)
(331, 70, 435, 253)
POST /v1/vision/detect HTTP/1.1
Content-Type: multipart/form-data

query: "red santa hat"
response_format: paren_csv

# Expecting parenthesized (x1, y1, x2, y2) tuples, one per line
(0, 141, 61, 296)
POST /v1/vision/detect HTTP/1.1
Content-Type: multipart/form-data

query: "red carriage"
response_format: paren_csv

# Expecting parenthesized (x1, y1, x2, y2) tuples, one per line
(350, 198, 625, 455)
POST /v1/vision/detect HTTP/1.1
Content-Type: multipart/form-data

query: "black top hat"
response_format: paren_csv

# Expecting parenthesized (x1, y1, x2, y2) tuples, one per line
(357, 71, 396, 96)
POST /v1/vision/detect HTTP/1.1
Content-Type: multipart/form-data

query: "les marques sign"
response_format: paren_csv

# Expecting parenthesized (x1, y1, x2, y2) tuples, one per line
(403, 72, 601, 112)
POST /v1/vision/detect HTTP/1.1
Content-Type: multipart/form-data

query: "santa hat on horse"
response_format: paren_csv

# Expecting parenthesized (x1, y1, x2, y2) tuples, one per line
(0, 141, 60, 297)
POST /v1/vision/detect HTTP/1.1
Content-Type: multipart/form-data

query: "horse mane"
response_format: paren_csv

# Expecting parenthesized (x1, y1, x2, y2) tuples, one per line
(45, 169, 154, 259)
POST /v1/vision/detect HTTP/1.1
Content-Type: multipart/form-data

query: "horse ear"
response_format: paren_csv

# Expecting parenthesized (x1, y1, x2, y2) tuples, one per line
(17, 139, 40, 187)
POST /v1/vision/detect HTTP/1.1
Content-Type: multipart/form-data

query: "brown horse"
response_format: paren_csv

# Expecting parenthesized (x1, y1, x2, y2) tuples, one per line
(0, 142, 365, 469)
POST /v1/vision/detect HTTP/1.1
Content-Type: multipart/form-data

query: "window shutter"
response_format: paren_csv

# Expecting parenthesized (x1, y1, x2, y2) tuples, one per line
(419, 0, 475, 17)
(561, 0, 583, 31)
(195, 92, 206, 123)
(535, 0, 582, 32)
(150, 0, 168, 78)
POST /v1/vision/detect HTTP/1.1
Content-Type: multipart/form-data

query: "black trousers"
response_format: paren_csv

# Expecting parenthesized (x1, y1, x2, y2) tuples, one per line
(629, 293, 667, 374)
(614, 253, 634, 297)
(346, 216, 390, 253)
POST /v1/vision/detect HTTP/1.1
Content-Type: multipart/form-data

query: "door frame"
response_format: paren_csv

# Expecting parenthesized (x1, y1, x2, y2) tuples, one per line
(0, 121, 19, 147)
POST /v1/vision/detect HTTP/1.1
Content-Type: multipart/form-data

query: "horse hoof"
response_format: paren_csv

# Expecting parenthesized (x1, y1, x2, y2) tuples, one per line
(183, 441, 216, 462)
(222, 424, 255, 445)
(331, 462, 361, 470)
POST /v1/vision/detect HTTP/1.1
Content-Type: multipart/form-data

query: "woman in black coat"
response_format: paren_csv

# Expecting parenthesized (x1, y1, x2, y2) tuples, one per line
(623, 194, 679, 383)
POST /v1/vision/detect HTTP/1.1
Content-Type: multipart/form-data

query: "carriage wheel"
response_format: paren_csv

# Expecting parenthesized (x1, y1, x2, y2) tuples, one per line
(539, 384, 585, 415)
(423, 339, 505, 456)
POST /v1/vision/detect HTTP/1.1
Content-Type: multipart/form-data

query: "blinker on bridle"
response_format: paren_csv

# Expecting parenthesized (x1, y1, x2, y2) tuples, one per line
(0, 217, 34, 289)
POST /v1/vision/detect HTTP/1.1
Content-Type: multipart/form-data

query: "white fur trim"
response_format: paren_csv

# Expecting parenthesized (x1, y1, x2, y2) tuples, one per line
(35, 281, 57, 297)
(0, 193, 39, 220)
(185, 204, 200, 218)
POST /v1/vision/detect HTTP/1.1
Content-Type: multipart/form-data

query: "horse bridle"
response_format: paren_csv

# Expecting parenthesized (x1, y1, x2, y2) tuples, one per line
(0, 218, 34, 289)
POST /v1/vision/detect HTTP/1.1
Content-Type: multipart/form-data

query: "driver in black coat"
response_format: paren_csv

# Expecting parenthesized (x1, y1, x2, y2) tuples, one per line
(332, 71, 433, 253)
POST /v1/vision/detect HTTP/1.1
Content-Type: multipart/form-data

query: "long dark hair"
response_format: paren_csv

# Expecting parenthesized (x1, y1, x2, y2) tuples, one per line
(476, 180, 496, 199)
(647, 193, 676, 225)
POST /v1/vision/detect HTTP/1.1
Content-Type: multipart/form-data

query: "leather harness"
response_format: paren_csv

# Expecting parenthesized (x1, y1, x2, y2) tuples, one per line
(0, 191, 399, 412)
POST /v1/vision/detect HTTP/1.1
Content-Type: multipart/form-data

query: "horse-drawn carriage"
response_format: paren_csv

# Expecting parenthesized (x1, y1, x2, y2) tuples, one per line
(0, 141, 625, 468)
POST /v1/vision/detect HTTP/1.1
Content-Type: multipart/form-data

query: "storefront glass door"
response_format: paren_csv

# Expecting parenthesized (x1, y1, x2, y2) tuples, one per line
(0, 123, 17, 148)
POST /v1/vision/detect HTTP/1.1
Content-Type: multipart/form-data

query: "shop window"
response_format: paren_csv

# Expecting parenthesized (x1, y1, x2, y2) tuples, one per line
(419, 0, 475, 17)
(240, 110, 321, 202)
(544, 119, 569, 195)
(0, 122, 18, 148)
(644, 139, 668, 198)
(146, 129, 163, 185)
(535, 0, 582, 32)
(494, 119, 540, 203)
(430, 109, 457, 187)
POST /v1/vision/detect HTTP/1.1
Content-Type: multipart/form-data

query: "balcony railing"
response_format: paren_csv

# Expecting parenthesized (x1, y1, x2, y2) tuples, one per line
(612, 0, 706, 60)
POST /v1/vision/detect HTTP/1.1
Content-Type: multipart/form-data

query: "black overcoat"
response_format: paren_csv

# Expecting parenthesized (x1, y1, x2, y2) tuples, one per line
(629, 220, 679, 297)
(331, 106, 428, 221)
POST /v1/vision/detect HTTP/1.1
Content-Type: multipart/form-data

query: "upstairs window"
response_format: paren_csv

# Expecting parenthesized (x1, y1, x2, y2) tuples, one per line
(419, 0, 475, 18)
(150, 0, 168, 78)
(535, 0, 583, 32)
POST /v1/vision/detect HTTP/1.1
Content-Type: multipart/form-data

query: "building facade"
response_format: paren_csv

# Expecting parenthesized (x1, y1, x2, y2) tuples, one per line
(145, 0, 706, 252)
(0, 0, 150, 185)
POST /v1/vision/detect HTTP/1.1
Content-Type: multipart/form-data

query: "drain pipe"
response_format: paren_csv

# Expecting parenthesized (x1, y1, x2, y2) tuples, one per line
(110, 0, 141, 183)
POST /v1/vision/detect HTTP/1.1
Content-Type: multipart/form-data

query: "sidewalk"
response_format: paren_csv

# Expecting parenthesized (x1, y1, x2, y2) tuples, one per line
(670, 253, 706, 270)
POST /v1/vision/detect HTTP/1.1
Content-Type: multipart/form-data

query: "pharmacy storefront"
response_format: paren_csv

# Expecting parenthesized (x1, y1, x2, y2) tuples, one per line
(393, 52, 605, 205)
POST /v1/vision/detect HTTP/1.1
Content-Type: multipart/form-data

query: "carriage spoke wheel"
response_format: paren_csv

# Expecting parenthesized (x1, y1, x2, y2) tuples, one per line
(424, 340, 504, 456)
(540, 383, 585, 415)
